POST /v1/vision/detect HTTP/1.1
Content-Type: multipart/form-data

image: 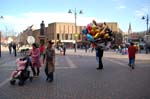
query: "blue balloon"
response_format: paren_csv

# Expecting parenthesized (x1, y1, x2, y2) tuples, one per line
(82, 28, 88, 34)
(86, 34, 94, 42)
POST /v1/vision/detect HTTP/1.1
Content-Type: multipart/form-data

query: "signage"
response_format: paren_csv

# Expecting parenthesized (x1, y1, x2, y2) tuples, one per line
(27, 36, 35, 44)
(129, 34, 139, 39)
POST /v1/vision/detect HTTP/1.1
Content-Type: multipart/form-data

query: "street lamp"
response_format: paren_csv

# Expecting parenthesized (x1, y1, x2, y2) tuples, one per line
(142, 14, 149, 35)
(68, 8, 83, 52)
(0, 16, 4, 57)
(142, 14, 149, 54)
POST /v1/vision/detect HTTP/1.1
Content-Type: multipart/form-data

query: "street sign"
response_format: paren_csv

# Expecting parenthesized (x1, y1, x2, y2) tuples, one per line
(27, 36, 35, 44)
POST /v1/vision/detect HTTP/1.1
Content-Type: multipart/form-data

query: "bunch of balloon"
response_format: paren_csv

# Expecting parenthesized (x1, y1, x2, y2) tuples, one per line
(81, 20, 114, 49)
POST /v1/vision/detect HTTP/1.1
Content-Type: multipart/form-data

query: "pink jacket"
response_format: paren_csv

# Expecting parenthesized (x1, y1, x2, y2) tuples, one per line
(16, 58, 27, 70)
(29, 48, 41, 67)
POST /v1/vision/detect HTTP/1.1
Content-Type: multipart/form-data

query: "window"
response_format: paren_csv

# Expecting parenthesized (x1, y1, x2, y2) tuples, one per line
(62, 34, 64, 40)
(60, 33, 62, 40)
(68, 34, 71, 40)
(57, 34, 59, 40)
(65, 34, 68, 40)
(68, 34, 72, 40)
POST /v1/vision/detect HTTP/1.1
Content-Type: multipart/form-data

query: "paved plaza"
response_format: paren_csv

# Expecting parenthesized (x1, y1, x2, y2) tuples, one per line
(0, 46, 150, 99)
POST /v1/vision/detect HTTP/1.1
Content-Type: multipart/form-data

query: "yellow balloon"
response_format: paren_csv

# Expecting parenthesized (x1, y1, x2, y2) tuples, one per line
(90, 29, 96, 35)
(104, 34, 109, 38)
(94, 33, 100, 39)
(92, 25, 97, 30)
(95, 29, 100, 33)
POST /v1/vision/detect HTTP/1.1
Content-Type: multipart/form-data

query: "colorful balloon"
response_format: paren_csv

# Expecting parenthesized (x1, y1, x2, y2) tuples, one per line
(90, 29, 96, 36)
(95, 29, 100, 33)
(87, 24, 92, 31)
(92, 24, 97, 30)
(104, 33, 109, 39)
(86, 34, 94, 42)
(94, 33, 100, 39)
(80, 20, 114, 50)
(82, 28, 88, 34)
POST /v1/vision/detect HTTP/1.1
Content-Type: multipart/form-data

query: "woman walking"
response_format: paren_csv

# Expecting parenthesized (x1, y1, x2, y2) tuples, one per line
(29, 43, 41, 77)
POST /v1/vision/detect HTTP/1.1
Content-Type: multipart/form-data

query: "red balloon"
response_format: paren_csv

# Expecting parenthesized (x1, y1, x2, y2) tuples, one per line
(87, 24, 92, 31)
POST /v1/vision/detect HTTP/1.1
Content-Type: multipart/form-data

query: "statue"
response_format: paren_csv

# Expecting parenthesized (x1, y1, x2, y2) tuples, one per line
(40, 21, 45, 35)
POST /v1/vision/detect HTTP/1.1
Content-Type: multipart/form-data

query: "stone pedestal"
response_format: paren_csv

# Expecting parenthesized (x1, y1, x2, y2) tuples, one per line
(39, 35, 46, 45)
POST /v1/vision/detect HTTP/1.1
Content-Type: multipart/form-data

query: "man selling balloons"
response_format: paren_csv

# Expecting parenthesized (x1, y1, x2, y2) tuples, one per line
(81, 20, 114, 70)
(81, 20, 114, 49)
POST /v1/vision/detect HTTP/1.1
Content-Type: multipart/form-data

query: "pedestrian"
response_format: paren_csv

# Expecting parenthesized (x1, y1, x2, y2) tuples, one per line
(128, 42, 137, 69)
(43, 40, 55, 82)
(29, 43, 41, 77)
(135, 44, 139, 53)
(95, 48, 99, 62)
(12, 42, 17, 57)
(39, 43, 45, 57)
(8, 42, 12, 54)
(63, 45, 66, 56)
(59, 46, 63, 55)
(118, 45, 121, 53)
(85, 45, 88, 53)
(95, 45, 104, 70)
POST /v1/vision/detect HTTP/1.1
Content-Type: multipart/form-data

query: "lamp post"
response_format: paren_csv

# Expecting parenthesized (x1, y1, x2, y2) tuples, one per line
(142, 14, 149, 54)
(142, 14, 149, 35)
(68, 8, 83, 52)
(0, 16, 4, 57)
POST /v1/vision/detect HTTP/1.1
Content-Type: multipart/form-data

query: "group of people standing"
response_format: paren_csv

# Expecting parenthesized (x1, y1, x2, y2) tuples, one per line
(28, 40, 55, 82)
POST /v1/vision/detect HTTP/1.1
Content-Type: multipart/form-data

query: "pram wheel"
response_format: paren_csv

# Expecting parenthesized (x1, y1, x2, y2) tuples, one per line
(18, 80, 24, 86)
(10, 79, 16, 85)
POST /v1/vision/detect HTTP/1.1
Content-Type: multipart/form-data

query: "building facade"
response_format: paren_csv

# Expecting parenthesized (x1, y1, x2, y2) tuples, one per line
(47, 22, 85, 43)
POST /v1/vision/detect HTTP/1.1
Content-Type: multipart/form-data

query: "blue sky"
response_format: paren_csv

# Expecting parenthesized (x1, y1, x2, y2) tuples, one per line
(0, 0, 150, 36)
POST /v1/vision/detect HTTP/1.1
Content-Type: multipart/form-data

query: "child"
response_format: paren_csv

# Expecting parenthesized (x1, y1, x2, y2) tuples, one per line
(11, 58, 27, 78)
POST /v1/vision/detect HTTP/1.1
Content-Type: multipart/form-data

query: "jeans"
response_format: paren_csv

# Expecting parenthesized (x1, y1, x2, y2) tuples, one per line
(97, 48, 103, 69)
(45, 64, 53, 81)
(129, 57, 135, 66)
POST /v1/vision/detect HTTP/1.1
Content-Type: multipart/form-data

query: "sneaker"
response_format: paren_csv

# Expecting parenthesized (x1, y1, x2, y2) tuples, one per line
(48, 79, 53, 82)
(131, 65, 134, 69)
(96, 67, 103, 70)
(46, 77, 49, 81)
(128, 64, 131, 67)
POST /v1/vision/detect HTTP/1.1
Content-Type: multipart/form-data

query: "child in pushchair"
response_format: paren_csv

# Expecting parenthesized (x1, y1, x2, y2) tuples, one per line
(10, 56, 33, 86)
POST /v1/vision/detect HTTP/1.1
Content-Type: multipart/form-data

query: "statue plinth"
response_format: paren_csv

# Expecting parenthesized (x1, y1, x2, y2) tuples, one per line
(39, 35, 46, 45)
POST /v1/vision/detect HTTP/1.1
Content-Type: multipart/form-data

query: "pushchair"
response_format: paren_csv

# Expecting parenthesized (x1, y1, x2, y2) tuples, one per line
(10, 56, 33, 86)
